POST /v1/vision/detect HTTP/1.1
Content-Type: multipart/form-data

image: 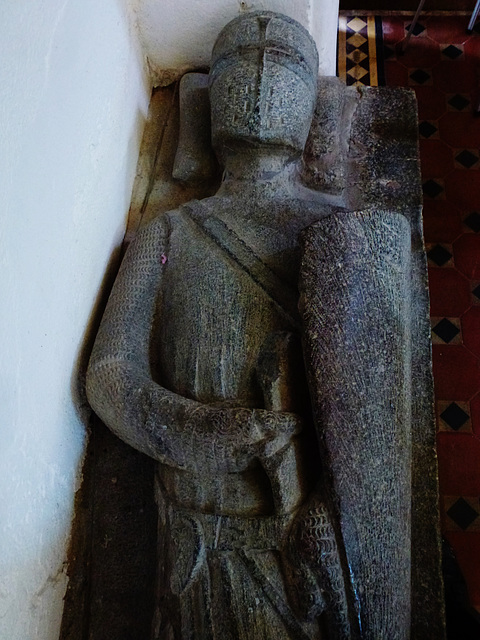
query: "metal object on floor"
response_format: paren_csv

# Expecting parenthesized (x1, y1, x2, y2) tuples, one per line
(467, 0, 480, 32)
(469, 0, 480, 114)
(401, 0, 426, 53)
(403, 0, 480, 51)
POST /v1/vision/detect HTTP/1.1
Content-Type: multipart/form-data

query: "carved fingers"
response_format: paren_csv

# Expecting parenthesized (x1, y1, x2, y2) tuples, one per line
(182, 405, 304, 473)
(139, 381, 304, 473)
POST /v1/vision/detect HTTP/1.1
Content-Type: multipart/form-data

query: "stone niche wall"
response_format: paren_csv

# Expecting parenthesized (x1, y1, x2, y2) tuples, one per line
(0, 2, 149, 640)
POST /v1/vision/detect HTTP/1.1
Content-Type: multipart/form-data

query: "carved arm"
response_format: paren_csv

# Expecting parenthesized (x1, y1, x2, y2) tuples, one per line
(86, 216, 300, 473)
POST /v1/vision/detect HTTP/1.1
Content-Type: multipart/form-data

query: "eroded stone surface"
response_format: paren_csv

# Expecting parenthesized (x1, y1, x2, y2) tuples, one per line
(86, 11, 444, 639)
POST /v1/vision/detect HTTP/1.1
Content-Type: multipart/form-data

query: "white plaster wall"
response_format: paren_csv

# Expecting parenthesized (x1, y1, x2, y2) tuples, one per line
(0, 1, 149, 638)
(310, 0, 341, 75)
(134, 0, 340, 83)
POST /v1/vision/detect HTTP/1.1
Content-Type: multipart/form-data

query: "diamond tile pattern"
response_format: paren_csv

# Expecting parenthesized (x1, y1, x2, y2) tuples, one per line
(423, 179, 444, 199)
(339, 13, 480, 610)
(419, 120, 438, 139)
(432, 318, 460, 343)
(465, 212, 480, 232)
(428, 244, 452, 266)
(442, 44, 463, 59)
(455, 149, 480, 169)
(406, 21, 426, 36)
(441, 402, 470, 430)
(339, 16, 381, 87)
(409, 68, 432, 84)
(447, 497, 479, 530)
(448, 93, 470, 111)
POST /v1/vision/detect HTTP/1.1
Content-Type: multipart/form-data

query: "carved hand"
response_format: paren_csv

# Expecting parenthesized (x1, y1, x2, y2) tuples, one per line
(187, 404, 303, 472)
(143, 383, 303, 473)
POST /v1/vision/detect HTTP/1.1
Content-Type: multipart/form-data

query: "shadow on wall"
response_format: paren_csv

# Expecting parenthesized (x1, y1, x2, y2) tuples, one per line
(60, 80, 222, 639)
(63, 172, 158, 640)
(62, 88, 161, 638)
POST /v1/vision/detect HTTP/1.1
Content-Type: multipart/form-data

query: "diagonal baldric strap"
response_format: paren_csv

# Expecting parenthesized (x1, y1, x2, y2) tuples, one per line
(182, 201, 301, 331)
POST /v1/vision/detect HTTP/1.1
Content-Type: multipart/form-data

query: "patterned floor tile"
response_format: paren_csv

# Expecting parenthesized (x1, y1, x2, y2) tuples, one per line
(438, 401, 472, 433)
(444, 496, 480, 530)
(405, 20, 427, 37)
(419, 120, 439, 139)
(464, 211, 480, 233)
(427, 242, 454, 267)
(454, 149, 480, 170)
(472, 282, 480, 304)
(338, 16, 383, 87)
(431, 317, 462, 345)
(441, 43, 465, 60)
(447, 93, 471, 112)
(409, 67, 433, 86)
(340, 12, 480, 610)
(423, 178, 445, 199)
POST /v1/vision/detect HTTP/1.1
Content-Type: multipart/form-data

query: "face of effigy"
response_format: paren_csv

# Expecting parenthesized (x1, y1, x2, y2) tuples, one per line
(209, 12, 319, 162)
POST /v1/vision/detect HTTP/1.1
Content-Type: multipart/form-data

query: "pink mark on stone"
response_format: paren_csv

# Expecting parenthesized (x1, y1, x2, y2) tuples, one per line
(161, 254, 167, 264)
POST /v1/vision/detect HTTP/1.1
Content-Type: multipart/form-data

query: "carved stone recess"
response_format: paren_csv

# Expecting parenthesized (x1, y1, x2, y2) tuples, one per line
(86, 10, 444, 640)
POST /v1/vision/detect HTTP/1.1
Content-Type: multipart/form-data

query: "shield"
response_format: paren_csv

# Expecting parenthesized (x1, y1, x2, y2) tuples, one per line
(299, 210, 413, 639)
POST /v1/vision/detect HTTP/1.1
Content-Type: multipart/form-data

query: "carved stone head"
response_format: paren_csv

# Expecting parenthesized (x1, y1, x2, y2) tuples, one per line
(209, 12, 319, 160)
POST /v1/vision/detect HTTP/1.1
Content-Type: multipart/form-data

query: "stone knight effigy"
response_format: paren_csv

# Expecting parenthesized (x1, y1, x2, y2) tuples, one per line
(87, 11, 444, 639)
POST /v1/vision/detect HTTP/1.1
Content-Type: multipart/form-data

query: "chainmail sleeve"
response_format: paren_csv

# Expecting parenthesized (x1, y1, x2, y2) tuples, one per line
(86, 214, 198, 468)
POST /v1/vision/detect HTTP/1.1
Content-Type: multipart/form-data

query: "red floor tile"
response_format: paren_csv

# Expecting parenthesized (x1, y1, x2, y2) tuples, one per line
(437, 433, 480, 494)
(415, 86, 448, 120)
(471, 393, 480, 437)
(423, 200, 463, 243)
(384, 60, 409, 86)
(382, 16, 408, 46)
(432, 345, 480, 400)
(425, 16, 471, 45)
(445, 170, 480, 211)
(464, 37, 480, 64)
(462, 307, 480, 358)
(428, 267, 471, 316)
(454, 234, 480, 279)
(432, 60, 478, 94)
(395, 36, 441, 68)
(408, 66, 434, 87)
(439, 111, 480, 148)
(419, 139, 455, 179)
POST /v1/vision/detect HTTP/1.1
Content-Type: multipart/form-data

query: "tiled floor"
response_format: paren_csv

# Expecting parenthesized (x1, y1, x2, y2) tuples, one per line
(340, 13, 480, 611)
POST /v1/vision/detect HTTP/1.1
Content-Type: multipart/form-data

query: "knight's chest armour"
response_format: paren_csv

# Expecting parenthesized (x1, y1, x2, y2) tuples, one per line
(156, 209, 299, 407)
